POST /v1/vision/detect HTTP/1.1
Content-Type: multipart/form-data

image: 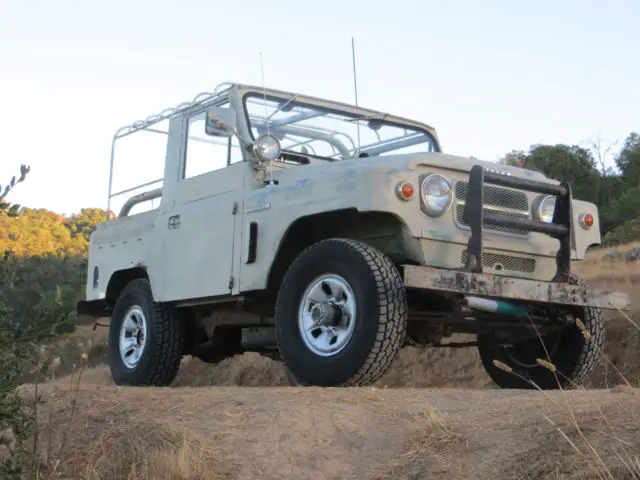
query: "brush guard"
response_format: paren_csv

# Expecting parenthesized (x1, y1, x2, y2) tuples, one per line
(462, 165, 572, 279)
(401, 166, 630, 311)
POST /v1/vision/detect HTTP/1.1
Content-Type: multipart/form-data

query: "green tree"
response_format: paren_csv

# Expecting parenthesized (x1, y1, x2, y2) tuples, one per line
(615, 132, 640, 188)
(66, 208, 110, 243)
(501, 144, 601, 204)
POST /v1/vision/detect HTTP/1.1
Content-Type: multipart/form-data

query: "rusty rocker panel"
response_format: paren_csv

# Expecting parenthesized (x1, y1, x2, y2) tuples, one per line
(402, 265, 631, 311)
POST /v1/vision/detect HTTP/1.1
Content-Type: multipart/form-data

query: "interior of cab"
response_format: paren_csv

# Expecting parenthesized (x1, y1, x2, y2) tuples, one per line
(243, 93, 437, 163)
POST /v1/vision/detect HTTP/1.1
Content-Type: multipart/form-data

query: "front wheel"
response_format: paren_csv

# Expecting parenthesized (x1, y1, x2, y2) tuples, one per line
(275, 238, 407, 387)
(478, 273, 604, 390)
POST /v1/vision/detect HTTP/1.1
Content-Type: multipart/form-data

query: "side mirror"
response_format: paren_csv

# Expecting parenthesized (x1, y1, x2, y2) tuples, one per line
(205, 107, 236, 137)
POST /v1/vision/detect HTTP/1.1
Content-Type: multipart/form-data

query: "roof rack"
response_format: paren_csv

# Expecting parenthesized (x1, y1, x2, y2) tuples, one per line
(107, 82, 236, 214)
(112, 82, 235, 141)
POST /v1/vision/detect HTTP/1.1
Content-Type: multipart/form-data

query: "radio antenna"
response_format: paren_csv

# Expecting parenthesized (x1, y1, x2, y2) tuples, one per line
(260, 51, 270, 137)
(351, 36, 361, 155)
(259, 51, 275, 185)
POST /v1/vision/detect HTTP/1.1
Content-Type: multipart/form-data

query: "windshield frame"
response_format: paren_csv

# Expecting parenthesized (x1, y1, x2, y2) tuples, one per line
(241, 91, 440, 161)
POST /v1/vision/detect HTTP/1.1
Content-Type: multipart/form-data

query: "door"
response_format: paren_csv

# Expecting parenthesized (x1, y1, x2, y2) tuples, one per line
(158, 109, 245, 302)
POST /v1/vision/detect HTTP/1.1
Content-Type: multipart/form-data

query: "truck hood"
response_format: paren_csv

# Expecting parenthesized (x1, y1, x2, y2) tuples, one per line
(397, 152, 551, 182)
(272, 151, 555, 185)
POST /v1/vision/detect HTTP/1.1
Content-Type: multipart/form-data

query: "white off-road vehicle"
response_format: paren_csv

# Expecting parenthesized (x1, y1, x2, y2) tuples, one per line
(78, 82, 630, 389)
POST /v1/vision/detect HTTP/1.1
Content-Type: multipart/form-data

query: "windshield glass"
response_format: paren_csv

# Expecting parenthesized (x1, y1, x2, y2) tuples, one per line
(244, 93, 437, 160)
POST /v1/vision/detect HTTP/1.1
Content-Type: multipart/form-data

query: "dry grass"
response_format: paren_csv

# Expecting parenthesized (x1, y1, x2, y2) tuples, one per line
(371, 404, 473, 480)
(10, 241, 640, 479)
(17, 381, 640, 479)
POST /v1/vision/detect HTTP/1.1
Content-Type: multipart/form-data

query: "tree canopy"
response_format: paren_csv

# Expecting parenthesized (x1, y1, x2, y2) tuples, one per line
(501, 132, 640, 242)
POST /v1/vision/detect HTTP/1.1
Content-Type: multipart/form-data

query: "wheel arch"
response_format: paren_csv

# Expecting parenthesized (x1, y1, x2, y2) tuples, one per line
(77, 267, 152, 319)
(106, 267, 151, 307)
(265, 208, 422, 296)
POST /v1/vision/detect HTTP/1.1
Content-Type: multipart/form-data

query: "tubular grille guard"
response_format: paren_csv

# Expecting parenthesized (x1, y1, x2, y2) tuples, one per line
(462, 165, 572, 278)
(456, 205, 530, 236)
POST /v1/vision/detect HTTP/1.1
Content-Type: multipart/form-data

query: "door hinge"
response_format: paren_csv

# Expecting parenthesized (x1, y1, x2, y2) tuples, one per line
(232, 202, 238, 215)
(228, 276, 234, 290)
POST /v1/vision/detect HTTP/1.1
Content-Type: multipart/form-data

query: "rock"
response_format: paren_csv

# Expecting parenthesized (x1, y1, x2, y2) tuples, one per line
(0, 428, 16, 452)
(603, 250, 623, 261)
(626, 247, 640, 263)
(0, 445, 11, 464)
(0, 428, 16, 466)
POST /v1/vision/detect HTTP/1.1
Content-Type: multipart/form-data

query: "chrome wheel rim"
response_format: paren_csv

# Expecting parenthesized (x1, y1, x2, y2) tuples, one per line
(297, 274, 357, 357)
(119, 305, 147, 368)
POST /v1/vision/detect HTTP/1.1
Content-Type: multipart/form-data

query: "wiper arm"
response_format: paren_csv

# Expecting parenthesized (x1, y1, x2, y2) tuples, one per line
(266, 95, 299, 121)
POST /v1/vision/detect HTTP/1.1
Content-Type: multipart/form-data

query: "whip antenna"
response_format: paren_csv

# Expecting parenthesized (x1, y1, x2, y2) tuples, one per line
(259, 51, 275, 185)
(351, 36, 361, 154)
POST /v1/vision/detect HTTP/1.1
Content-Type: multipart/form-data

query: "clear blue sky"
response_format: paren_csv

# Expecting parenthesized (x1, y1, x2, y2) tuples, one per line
(1, 0, 637, 215)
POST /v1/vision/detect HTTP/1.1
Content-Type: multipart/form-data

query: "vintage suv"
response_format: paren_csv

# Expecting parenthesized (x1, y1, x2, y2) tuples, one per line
(77, 82, 630, 389)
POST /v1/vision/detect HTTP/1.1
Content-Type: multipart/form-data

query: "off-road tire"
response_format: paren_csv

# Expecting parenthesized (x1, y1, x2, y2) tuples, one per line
(478, 273, 604, 390)
(108, 278, 184, 386)
(275, 238, 407, 387)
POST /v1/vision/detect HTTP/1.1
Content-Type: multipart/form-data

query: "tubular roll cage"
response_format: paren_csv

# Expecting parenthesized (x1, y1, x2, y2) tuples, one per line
(462, 165, 573, 279)
(106, 82, 236, 216)
(106, 83, 443, 218)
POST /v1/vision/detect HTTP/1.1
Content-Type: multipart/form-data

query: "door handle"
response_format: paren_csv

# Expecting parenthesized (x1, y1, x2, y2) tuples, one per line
(168, 215, 181, 230)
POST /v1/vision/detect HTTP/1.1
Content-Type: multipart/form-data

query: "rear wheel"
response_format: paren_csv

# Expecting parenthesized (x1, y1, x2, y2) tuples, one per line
(275, 238, 407, 387)
(108, 278, 184, 386)
(478, 273, 604, 389)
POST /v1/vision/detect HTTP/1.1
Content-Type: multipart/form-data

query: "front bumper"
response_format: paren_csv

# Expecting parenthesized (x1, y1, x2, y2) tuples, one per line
(402, 264, 630, 311)
(402, 165, 631, 311)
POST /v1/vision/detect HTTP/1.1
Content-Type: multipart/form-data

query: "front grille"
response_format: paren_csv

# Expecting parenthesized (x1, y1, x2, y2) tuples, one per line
(461, 250, 536, 273)
(455, 205, 530, 236)
(455, 182, 528, 211)
(454, 181, 530, 236)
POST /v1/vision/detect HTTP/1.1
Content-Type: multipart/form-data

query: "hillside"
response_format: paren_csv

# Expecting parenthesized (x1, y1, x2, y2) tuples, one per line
(17, 382, 640, 480)
(3, 157, 640, 478)
(2, 244, 638, 479)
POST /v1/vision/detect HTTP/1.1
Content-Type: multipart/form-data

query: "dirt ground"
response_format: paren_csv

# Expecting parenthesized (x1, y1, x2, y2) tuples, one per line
(19, 381, 640, 480)
(19, 245, 640, 479)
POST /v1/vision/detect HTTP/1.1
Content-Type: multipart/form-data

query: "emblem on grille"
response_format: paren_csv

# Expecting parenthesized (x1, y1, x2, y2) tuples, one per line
(486, 167, 512, 176)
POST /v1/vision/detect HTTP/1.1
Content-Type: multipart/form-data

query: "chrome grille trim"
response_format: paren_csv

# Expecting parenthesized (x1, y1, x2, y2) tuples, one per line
(454, 180, 531, 237)
(455, 182, 528, 211)
(461, 250, 536, 273)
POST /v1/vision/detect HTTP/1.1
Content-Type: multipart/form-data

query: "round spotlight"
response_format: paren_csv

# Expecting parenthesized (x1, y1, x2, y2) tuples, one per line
(254, 134, 281, 162)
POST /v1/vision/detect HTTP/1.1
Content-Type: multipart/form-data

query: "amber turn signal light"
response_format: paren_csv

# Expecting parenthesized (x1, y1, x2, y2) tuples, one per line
(579, 213, 594, 229)
(396, 181, 414, 200)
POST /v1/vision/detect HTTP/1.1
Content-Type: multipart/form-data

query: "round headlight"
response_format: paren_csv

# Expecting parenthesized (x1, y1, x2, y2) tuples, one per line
(536, 195, 556, 223)
(254, 134, 281, 162)
(421, 174, 452, 217)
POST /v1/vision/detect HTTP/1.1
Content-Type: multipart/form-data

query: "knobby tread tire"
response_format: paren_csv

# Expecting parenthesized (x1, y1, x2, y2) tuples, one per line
(275, 238, 407, 387)
(478, 272, 605, 390)
(108, 278, 184, 386)
(553, 272, 605, 387)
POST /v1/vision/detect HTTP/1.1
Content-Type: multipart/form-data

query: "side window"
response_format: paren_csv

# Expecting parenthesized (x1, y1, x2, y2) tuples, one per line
(184, 111, 242, 179)
(109, 118, 168, 217)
